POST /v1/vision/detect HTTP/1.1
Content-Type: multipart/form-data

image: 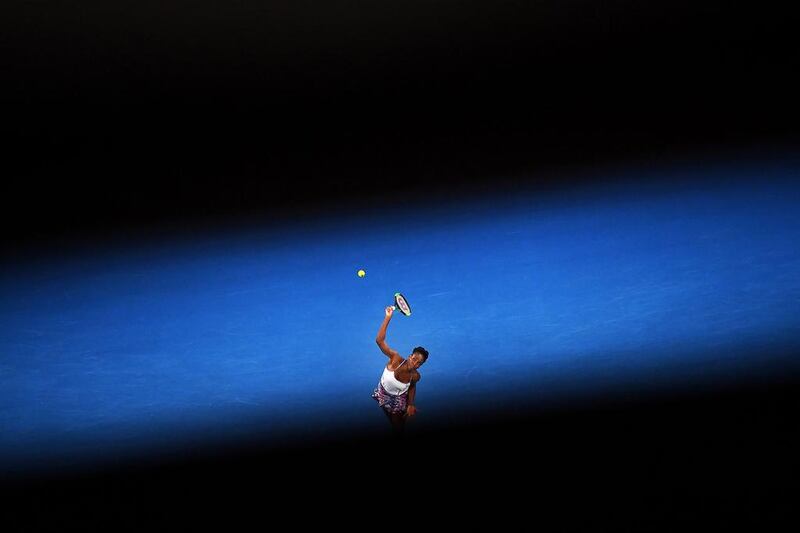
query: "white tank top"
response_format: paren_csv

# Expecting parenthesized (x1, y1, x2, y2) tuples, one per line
(380, 360, 411, 396)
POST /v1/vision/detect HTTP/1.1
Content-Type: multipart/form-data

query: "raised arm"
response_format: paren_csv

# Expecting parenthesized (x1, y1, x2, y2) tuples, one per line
(376, 306, 401, 362)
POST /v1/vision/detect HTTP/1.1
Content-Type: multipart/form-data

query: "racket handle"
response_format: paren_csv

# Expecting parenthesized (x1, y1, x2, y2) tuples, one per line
(390, 306, 397, 311)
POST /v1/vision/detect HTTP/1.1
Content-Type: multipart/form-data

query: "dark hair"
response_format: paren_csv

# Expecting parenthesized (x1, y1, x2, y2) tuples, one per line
(412, 346, 429, 361)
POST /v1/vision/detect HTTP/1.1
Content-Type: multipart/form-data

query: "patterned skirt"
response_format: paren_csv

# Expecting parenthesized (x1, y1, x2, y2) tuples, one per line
(371, 382, 408, 414)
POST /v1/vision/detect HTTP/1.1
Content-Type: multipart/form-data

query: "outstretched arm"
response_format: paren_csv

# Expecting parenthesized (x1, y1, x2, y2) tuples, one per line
(376, 306, 401, 361)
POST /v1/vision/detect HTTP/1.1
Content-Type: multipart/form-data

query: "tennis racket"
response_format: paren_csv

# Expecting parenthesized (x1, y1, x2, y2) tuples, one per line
(390, 292, 412, 317)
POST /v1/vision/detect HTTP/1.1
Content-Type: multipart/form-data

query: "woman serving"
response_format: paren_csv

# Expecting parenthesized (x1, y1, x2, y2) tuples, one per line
(372, 306, 429, 437)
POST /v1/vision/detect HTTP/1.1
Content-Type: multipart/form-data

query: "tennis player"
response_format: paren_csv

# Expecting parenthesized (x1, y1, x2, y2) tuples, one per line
(372, 306, 428, 437)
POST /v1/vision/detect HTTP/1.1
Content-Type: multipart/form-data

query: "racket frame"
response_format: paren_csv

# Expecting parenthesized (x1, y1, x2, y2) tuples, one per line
(393, 292, 412, 316)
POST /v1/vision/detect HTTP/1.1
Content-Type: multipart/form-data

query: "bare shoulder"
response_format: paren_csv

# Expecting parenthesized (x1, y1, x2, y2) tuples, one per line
(387, 355, 405, 371)
(412, 370, 421, 383)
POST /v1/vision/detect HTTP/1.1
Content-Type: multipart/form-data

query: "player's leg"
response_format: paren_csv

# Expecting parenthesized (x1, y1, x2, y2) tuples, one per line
(389, 412, 406, 439)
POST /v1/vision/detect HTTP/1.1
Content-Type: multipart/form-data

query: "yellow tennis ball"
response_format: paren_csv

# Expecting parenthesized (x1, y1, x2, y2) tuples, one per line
(357, 269, 366, 278)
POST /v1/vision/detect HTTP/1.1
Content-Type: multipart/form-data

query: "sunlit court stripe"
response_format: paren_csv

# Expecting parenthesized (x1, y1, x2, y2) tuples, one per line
(1, 157, 798, 473)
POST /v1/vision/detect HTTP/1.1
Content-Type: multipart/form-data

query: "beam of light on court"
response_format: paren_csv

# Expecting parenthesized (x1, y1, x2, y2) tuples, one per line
(1, 156, 799, 474)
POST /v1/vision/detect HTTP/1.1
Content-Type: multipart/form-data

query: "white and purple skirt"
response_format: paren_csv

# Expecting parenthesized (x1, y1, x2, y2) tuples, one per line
(371, 382, 408, 414)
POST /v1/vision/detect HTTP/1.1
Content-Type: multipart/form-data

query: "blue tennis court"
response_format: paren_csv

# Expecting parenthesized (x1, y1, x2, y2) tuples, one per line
(2, 157, 799, 476)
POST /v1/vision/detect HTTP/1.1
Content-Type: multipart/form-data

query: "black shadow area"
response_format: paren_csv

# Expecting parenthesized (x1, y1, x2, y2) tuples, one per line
(3, 356, 798, 528)
(3, 1, 800, 256)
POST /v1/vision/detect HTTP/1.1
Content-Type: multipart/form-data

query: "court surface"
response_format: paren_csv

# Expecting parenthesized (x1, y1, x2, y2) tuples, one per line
(2, 157, 799, 475)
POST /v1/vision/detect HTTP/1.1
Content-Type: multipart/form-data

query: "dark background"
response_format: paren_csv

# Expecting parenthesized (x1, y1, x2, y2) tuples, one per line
(2, 0, 798, 527)
(4, 1, 798, 248)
